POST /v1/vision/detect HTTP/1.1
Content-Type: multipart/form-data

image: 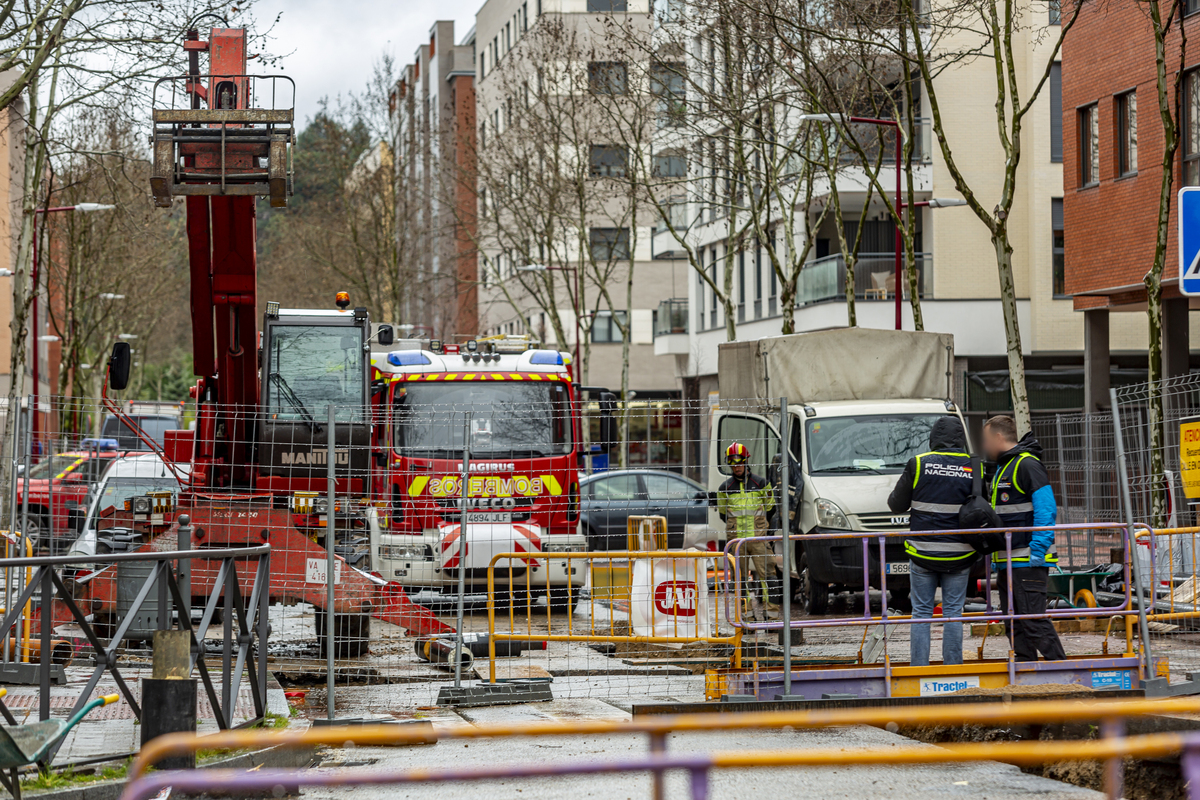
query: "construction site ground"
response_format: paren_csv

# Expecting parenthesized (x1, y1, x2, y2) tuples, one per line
(26, 586, 1199, 797)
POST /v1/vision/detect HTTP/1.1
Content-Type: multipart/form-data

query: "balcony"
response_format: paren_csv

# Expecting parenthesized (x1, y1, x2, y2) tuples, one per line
(797, 252, 931, 307)
(651, 200, 693, 260)
(653, 298, 689, 356)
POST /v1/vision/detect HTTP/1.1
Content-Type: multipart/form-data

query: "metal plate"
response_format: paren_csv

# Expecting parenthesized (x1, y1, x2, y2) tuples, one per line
(884, 562, 910, 575)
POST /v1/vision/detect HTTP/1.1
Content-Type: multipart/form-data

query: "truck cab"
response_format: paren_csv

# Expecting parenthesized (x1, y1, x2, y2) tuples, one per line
(369, 337, 587, 605)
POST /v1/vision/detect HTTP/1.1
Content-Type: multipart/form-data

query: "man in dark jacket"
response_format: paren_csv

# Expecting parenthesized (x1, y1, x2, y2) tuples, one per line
(983, 415, 1066, 662)
(888, 417, 978, 666)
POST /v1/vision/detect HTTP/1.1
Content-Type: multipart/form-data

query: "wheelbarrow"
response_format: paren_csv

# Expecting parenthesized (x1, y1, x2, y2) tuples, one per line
(0, 691, 119, 798)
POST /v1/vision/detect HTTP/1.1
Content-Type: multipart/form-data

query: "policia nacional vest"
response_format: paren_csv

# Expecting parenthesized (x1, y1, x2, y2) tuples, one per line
(990, 452, 1059, 565)
(904, 451, 979, 572)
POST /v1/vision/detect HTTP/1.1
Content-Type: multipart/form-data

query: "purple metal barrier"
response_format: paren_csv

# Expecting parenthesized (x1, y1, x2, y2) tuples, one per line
(723, 523, 1135, 653)
(119, 730, 1200, 800)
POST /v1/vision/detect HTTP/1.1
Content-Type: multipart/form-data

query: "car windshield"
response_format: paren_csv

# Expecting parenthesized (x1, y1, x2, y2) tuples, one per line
(394, 381, 573, 457)
(26, 455, 83, 480)
(806, 414, 955, 475)
(87, 476, 179, 531)
(266, 324, 365, 422)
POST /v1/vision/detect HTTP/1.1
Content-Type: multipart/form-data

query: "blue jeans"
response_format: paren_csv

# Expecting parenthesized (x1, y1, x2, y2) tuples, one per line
(909, 560, 971, 667)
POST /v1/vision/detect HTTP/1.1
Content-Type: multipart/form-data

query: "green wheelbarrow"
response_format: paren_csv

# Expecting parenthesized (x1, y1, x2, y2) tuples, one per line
(0, 691, 119, 799)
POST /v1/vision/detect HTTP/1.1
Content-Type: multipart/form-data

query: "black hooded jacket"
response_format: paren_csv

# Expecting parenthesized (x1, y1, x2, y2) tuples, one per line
(889, 417, 980, 571)
(888, 417, 969, 519)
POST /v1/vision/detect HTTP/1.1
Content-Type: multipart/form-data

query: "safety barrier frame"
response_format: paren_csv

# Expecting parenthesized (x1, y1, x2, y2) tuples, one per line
(485, 549, 740, 684)
(123, 696, 1200, 800)
(0, 545, 271, 767)
(720, 522, 1138, 696)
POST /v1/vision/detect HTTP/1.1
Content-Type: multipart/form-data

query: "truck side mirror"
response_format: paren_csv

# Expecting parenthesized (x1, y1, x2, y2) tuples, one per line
(108, 342, 131, 391)
(377, 325, 394, 346)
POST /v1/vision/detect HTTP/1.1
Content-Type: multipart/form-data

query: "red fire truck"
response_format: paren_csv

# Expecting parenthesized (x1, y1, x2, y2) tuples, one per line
(372, 336, 588, 606)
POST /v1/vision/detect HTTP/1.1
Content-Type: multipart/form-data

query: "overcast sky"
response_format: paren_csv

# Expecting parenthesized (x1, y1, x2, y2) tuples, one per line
(253, 0, 480, 125)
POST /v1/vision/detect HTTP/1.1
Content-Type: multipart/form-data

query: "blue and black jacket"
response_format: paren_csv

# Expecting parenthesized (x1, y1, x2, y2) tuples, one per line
(990, 433, 1058, 568)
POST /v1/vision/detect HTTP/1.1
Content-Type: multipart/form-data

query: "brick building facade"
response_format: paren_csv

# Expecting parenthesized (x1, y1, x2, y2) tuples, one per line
(1062, 0, 1200, 410)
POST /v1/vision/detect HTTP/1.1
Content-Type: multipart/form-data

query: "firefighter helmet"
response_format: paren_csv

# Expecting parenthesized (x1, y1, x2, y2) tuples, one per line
(725, 442, 750, 465)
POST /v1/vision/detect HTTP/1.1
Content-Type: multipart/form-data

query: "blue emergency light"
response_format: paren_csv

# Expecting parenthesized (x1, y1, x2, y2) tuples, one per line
(80, 438, 120, 451)
(388, 351, 432, 367)
(528, 350, 564, 366)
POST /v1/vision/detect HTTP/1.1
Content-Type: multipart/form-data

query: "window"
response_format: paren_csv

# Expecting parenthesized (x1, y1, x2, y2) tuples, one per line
(522, 2, 528, 30)
(644, 473, 694, 500)
(768, 233, 778, 315)
(587, 0, 627, 10)
(1117, 90, 1137, 176)
(588, 474, 641, 500)
(737, 250, 745, 323)
(652, 153, 686, 178)
(709, 247, 718, 329)
(588, 61, 628, 95)
(1052, 198, 1065, 296)
(696, 267, 705, 331)
(1050, 62, 1062, 163)
(754, 244, 763, 318)
(650, 62, 686, 127)
(1187, 70, 1200, 185)
(1049, 0, 1060, 23)
(591, 310, 628, 343)
(1078, 103, 1099, 187)
(590, 227, 630, 261)
(589, 144, 628, 178)
(1189, 0, 1200, 15)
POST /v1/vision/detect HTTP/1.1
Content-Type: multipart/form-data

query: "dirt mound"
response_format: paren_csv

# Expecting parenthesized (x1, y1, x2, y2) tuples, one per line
(949, 683, 1095, 697)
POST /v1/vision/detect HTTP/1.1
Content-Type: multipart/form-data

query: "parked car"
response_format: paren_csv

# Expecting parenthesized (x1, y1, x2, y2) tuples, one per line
(101, 414, 181, 451)
(580, 469, 712, 550)
(14, 443, 125, 549)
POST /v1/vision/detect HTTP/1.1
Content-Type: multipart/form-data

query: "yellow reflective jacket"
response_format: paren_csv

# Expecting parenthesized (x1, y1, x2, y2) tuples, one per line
(717, 472, 774, 538)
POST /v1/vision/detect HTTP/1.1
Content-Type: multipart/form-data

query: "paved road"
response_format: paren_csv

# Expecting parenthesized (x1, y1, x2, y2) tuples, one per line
(301, 697, 1103, 800)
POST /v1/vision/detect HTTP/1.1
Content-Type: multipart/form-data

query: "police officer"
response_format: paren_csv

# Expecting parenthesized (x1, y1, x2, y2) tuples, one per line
(982, 415, 1066, 662)
(888, 417, 978, 666)
(717, 442, 778, 621)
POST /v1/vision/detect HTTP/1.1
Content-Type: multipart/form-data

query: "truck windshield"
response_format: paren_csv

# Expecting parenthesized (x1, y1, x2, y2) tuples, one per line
(393, 381, 573, 457)
(266, 324, 364, 422)
(806, 414, 955, 475)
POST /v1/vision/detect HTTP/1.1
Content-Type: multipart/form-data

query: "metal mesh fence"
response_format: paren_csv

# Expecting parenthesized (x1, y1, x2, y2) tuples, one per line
(1112, 372, 1200, 683)
(0, 388, 1151, 711)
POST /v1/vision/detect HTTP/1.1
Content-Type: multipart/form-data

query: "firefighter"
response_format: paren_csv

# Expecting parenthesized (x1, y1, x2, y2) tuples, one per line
(717, 442, 778, 621)
(982, 415, 1066, 662)
(888, 417, 979, 666)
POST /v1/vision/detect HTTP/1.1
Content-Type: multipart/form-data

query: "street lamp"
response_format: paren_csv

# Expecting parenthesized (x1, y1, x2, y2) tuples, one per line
(29, 202, 116, 442)
(98, 292, 125, 301)
(117, 333, 138, 340)
(516, 263, 583, 373)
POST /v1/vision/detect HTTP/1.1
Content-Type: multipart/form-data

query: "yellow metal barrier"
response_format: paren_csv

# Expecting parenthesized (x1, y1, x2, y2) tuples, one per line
(485, 547, 740, 684)
(128, 695, 1200, 782)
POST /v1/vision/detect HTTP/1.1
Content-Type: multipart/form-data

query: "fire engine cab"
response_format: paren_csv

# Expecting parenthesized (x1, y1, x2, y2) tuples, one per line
(371, 336, 588, 605)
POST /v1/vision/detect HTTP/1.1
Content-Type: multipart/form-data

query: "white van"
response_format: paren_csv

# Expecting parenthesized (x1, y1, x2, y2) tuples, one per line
(67, 453, 190, 559)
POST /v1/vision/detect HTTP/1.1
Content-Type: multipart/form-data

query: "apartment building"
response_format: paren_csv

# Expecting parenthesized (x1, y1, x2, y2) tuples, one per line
(471, 0, 690, 463)
(0, 76, 37, 416)
(652, 4, 1161, 418)
(1061, 0, 1200, 412)
(395, 21, 480, 340)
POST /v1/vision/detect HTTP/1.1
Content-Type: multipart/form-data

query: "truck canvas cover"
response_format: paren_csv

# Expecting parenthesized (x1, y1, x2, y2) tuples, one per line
(718, 328, 954, 403)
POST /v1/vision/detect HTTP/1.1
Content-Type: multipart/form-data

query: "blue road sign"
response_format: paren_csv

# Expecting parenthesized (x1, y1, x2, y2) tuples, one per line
(1180, 187, 1200, 295)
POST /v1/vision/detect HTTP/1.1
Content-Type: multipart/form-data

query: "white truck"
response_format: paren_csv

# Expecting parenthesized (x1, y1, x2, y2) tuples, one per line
(708, 328, 970, 614)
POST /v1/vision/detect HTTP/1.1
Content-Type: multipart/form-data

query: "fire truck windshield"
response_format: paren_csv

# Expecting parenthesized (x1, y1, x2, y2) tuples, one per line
(266, 324, 365, 422)
(393, 381, 572, 457)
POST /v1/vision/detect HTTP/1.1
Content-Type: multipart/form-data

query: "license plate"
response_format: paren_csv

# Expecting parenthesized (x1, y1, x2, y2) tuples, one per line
(466, 512, 512, 523)
(885, 562, 910, 575)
